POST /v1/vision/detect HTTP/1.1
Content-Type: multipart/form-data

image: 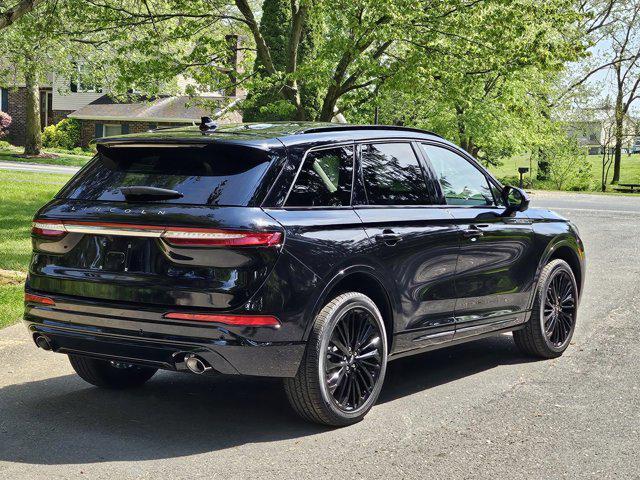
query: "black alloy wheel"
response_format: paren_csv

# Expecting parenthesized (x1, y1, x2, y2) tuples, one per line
(324, 306, 383, 411)
(543, 269, 577, 348)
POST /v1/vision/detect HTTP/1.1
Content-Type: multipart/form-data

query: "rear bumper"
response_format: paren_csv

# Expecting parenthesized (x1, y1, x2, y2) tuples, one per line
(24, 297, 306, 378)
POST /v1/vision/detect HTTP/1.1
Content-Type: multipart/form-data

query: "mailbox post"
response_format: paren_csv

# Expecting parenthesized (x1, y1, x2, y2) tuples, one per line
(518, 167, 529, 189)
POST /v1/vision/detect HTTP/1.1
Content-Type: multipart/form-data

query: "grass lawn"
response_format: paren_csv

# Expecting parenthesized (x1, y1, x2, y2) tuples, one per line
(488, 153, 640, 190)
(0, 170, 71, 328)
(0, 143, 92, 167)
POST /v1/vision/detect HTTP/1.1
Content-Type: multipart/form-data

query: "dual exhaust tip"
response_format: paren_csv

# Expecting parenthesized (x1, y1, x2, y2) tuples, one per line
(34, 334, 212, 375)
(184, 354, 212, 374)
(34, 335, 53, 351)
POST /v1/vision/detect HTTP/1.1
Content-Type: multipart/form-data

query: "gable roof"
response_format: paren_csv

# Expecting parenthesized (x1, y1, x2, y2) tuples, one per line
(68, 95, 240, 123)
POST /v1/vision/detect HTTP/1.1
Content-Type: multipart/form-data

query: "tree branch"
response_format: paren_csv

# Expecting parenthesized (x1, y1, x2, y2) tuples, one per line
(0, 0, 46, 30)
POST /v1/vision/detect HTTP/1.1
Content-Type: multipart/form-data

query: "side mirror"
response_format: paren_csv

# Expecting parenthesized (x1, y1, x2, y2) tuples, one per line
(501, 185, 529, 214)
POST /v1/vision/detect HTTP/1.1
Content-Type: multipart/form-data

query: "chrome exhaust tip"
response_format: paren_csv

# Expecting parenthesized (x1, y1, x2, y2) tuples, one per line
(34, 335, 53, 351)
(185, 354, 212, 374)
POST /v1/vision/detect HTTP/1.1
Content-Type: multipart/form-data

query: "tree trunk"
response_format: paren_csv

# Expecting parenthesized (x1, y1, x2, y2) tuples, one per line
(24, 65, 41, 156)
(611, 90, 624, 184)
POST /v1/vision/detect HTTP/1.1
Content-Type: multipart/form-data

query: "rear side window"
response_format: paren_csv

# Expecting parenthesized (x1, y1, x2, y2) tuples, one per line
(58, 145, 272, 206)
(286, 146, 354, 207)
(360, 143, 430, 205)
(421, 144, 494, 206)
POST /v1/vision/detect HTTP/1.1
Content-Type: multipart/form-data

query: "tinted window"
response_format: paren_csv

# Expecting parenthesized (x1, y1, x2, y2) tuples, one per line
(286, 147, 353, 207)
(421, 144, 494, 206)
(58, 145, 271, 206)
(361, 143, 430, 205)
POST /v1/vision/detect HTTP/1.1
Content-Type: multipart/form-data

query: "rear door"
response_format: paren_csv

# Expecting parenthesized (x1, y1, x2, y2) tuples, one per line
(419, 143, 536, 338)
(354, 142, 460, 354)
(263, 143, 369, 282)
(29, 142, 285, 310)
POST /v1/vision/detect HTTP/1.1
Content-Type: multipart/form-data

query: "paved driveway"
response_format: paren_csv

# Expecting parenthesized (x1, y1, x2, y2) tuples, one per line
(0, 191, 638, 479)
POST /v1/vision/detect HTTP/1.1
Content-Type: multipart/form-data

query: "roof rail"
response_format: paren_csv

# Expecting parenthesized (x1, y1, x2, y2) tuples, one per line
(299, 124, 442, 138)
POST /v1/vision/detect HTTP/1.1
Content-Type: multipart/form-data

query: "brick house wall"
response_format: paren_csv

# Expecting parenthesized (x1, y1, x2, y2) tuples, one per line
(51, 110, 74, 125)
(78, 120, 191, 147)
(6, 87, 27, 146)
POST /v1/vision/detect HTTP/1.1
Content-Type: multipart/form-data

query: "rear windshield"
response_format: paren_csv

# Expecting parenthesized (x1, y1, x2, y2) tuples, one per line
(58, 144, 272, 206)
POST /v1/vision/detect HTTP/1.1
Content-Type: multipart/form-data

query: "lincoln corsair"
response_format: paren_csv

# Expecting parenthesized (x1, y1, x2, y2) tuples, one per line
(24, 121, 585, 426)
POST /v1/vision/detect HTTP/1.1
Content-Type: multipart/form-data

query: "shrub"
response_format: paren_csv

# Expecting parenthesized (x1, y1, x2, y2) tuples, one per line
(42, 118, 81, 150)
(0, 111, 11, 139)
(530, 139, 594, 192)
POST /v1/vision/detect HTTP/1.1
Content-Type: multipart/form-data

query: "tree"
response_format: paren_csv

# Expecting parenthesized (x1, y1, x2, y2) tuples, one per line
(0, 0, 47, 30)
(361, 0, 585, 165)
(0, 1, 92, 154)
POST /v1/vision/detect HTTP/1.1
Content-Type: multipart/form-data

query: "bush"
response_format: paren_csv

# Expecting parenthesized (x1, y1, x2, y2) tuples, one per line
(42, 118, 81, 150)
(0, 111, 11, 139)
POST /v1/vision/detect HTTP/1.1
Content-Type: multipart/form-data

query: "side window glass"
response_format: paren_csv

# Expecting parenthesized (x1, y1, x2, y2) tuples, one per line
(421, 144, 495, 206)
(286, 146, 353, 207)
(361, 143, 430, 205)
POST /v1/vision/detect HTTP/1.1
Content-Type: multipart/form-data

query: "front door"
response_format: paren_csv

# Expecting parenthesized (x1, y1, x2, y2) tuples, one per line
(354, 142, 460, 355)
(420, 143, 536, 339)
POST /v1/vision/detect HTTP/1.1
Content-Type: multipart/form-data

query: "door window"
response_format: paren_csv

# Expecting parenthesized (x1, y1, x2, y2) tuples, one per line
(421, 144, 495, 206)
(360, 143, 430, 205)
(286, 146, 354, 207)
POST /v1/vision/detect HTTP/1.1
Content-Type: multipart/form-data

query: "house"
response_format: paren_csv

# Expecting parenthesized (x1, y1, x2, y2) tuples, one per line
(564, 107, 638, 155)
(0, 35, 244, 147)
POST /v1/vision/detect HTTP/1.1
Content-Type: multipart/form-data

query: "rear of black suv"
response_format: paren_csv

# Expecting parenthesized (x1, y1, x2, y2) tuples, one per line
(24, 135, 311, 379)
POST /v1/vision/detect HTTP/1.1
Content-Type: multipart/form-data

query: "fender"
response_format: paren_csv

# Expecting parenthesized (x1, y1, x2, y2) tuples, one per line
(302, 262, 399, 341)
(527, 232, 585, 311)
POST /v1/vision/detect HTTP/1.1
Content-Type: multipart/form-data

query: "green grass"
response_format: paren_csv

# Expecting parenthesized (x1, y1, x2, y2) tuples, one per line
(488, 153, 640, 191)
(0, 143, 92, 167)
(0, 170, 71, 327)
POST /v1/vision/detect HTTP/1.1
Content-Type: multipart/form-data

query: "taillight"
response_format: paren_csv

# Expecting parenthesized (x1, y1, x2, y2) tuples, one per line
(31, 220, 282, 248)
(32, 221, 66, 238)
(161, 229, 282, 247)
(25, 293, 55, 306)
(163, 312, 280, 327)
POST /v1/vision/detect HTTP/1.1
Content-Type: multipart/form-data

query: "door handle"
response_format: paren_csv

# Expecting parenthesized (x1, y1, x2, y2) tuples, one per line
(462, 225, 485, 241)
(374, 229, 403, 245)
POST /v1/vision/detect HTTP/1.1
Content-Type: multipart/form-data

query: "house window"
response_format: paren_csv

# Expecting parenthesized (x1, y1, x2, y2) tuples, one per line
(103, 124, 122, 137)
(0, 87, 7, 112)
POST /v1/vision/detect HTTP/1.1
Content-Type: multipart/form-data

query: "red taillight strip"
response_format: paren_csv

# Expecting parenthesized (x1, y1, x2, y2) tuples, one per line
(25, 293, 55, 306)
(32, 220, 282, 247)
(32, 221, 66, 237)
(164, 312, 280, 327)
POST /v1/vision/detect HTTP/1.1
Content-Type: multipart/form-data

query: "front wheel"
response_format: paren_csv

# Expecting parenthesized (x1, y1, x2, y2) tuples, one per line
(284, 292, 388, 426)
(68, 355, 157, 389)
(514, 259, 578, 359)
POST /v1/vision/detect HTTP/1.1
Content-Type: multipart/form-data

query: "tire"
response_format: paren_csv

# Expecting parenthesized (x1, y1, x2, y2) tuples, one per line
(514, 259, 578, 359)
(68, 355, 157, 389)
(284, 292, 388, 427)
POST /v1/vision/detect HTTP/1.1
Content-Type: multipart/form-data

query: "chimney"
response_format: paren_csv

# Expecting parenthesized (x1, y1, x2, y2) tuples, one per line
(225, 34, 246, 98)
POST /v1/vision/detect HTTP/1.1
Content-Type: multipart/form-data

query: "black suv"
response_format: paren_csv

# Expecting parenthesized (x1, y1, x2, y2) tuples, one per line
(25, 122, 585, 426)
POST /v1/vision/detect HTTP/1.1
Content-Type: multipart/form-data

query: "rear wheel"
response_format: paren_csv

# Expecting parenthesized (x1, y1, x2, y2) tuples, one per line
(284, 292, 388, 426)
(514, 259, 578, 358)
(68, 355, 157, 389)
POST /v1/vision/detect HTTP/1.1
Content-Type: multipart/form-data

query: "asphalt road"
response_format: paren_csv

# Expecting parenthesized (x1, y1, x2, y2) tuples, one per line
(0, 161, 80, 175)
(1, 191, 638, 480)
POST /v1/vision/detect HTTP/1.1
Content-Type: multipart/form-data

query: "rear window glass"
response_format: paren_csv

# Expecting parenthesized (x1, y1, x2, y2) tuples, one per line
(58, 145, 272, 206)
